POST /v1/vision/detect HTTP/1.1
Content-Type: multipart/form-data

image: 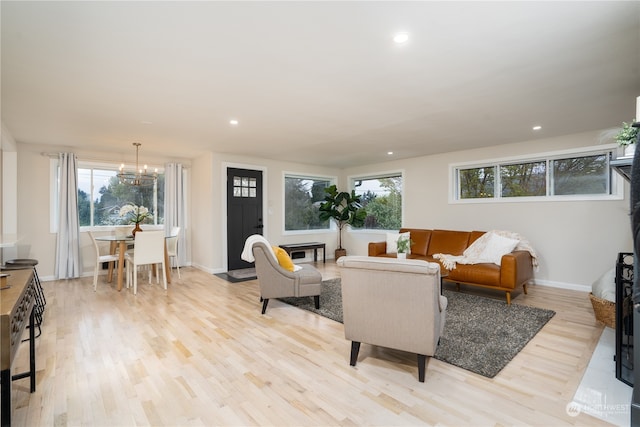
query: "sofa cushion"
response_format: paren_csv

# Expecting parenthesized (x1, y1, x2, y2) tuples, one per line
(427, 230, 471, 256)
(448, 263, 501, 287)
(400, 228, 431, 256)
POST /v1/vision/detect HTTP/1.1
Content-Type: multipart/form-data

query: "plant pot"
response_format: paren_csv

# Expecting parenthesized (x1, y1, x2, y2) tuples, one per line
(625, 143, 637, 157)
(397, 252, 407, 260)
(335, 248, 346, 260)
(132, 223, 142, 236)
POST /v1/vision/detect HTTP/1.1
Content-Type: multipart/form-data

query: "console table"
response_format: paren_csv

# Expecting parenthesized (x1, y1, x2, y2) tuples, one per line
(279, 242, 326, 263)
(1, 269, 36, 427)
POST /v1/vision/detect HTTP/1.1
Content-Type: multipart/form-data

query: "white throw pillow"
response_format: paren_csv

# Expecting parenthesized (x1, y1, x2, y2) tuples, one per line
(386, 232, 411, 254)
(479, 233, 519, 265)
(591, 267, 615, 302)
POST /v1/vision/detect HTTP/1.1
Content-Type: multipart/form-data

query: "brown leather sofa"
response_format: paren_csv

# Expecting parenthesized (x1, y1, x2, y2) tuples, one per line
(368, 228, 534, 304)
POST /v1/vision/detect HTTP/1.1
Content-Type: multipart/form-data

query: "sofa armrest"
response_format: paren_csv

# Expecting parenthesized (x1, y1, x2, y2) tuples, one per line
(500, 250, 534, 289)
(368, 241, 387, 256)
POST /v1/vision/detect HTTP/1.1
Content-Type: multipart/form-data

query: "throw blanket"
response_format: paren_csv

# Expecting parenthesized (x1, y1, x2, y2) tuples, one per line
(240, 234, 273, 263)
(240, 234, 303, 272)
(433, 230, 539, 271)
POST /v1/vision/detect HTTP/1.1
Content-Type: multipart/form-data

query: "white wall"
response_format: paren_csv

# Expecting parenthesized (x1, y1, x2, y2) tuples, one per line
(343, 129, 632, 290)
(190, 151, 216, 273)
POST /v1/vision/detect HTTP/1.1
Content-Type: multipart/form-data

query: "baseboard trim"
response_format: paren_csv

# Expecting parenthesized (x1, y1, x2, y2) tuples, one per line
(191, 263, 222, 275)
(533, 279, 591, 293)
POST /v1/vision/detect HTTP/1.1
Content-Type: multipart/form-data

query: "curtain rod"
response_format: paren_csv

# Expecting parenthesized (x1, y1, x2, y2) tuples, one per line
(40, 152, 189, 168)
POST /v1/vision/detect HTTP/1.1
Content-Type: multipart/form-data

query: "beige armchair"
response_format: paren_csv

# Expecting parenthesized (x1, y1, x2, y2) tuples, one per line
(244, 236, 322, 314)
(337, 256, 447, 382)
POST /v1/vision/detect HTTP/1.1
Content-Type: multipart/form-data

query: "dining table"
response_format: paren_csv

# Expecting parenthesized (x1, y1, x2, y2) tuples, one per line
(95, 234, 172, 291)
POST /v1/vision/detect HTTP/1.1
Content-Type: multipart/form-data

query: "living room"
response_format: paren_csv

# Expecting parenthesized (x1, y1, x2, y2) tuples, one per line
(1, 1, 639, 426)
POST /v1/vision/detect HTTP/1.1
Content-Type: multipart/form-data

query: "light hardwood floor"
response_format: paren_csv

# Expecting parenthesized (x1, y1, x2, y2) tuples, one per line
(8, 263, 614, 426)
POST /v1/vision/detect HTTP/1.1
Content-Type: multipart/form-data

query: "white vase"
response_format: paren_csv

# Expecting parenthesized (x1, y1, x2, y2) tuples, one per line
(397, 252, 407, 260)
(625, 143, 636, 157)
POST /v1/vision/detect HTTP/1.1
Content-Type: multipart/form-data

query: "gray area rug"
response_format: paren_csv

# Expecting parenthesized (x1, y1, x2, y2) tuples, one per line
(279, 278, 555, 378)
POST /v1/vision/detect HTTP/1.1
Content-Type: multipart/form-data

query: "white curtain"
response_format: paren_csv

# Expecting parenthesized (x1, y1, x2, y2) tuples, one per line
(164, 163, 187, 267)
(55, 152, 81, 279)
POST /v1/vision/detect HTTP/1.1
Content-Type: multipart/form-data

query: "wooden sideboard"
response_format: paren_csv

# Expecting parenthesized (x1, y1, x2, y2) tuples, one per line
(1, 268, 36, 427)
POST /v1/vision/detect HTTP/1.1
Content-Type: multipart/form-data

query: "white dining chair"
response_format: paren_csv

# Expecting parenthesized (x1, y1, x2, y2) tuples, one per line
(166, 226, 181, 279)
(125, 230, 167, 295)
(88, 231, 120, 291)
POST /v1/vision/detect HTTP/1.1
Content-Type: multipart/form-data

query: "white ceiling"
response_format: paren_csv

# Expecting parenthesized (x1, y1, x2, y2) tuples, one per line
(2, 1, 639, 168)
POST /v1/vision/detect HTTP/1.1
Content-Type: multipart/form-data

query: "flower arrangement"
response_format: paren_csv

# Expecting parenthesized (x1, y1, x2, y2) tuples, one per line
(119, 204, 153, 225)
(615, 121, 639, 146)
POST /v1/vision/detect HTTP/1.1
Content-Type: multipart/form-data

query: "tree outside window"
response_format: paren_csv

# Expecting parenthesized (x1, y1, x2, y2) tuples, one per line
(455, 149, 613, 201)
(78, 167, 164, 226)
(284, 176, 330, 231)
(354, 175, 402, 230)
(459, 166, 495, 199)
(500, 161, 546, 197)
(552, 154, 608, 195)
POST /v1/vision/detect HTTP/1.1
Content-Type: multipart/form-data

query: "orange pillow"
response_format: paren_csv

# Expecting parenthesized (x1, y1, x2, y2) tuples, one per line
(272, 246, 295, 272)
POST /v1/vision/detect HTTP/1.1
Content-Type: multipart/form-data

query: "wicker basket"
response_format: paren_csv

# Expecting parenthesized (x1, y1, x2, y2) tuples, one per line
(589, 292, 615, 328)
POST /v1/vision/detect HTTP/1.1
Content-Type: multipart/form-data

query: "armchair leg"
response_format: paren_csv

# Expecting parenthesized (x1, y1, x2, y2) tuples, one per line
(261, 299, 269, 314)
(314, 295, 320, 309)
(417, 354, 427, 382)
(350, 341, 361, 366)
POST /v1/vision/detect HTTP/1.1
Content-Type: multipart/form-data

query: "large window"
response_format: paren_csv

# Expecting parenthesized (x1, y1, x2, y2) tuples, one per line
(352, 173, 403, 230)
(78, 164, 165, 227)
(454, 149, 616, 202)
(284, 175, 331, 231)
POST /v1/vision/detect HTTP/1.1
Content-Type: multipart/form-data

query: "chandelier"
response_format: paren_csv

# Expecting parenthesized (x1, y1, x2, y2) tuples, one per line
(117, 142, 158, 187)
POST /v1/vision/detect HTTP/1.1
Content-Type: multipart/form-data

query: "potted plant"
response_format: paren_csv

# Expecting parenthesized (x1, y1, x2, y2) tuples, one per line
(396, 235, 413, 259)
(119, 204, 153, 235)
(616, 121, 639, 157)
(318, 184, 366, 259)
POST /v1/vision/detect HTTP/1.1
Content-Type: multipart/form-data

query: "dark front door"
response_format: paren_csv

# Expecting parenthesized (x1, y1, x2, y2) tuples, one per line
(227, 168, 263, 271)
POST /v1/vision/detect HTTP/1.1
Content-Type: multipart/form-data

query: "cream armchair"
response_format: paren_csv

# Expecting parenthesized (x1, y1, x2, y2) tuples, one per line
(337, 256, 447, 382)
(241, 235, 323, 314)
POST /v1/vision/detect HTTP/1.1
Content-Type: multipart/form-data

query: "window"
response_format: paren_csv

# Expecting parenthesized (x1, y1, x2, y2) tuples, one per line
(500, 161, 546, 197)
(459, 166, 494, 199)
(552, 154, 609, 195)
(78, 163, 165, 227)
(453, 148, 617, 202)
(352, 173, 403, 230)
(232, 175, 257, 198)
(284, 175, 331, 231)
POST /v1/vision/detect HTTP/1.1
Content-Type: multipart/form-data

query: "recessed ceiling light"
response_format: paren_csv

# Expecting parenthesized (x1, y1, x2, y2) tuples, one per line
(387, 151, 394, 155)
(532, 125, 542, 131)
(393, 32, 409, 44)
(230, 119, 239, 126)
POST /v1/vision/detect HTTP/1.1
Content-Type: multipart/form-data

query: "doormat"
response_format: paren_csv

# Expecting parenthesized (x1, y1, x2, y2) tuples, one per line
(215, 268, 257, 283)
